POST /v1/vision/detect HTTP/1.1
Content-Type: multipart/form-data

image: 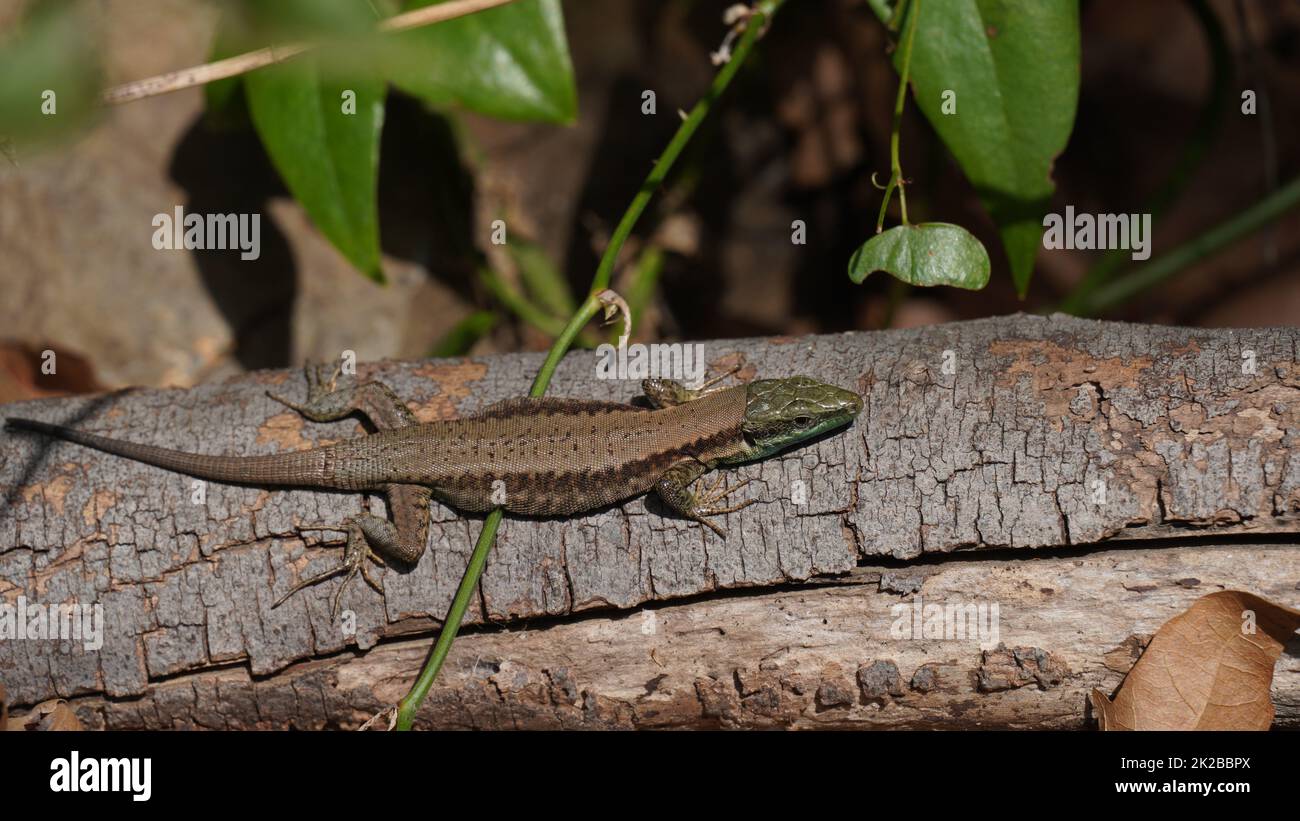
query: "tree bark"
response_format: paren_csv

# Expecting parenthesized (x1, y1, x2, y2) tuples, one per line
(2, 314, 1298, 728)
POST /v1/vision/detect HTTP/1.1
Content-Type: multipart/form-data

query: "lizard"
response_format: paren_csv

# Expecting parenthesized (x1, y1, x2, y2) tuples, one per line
(6, 364, 863, 618)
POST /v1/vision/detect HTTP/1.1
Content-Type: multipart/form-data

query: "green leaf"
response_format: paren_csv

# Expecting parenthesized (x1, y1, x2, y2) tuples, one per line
(894, 0, 1080, 296)
(848, 223, 990, 289)
(245, 59, 386, 281)
(389, 0, 576, 123)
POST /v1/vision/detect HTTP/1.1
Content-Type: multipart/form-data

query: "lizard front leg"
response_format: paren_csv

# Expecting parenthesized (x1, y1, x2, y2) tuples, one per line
(267, 362, 431, 617)
(654, 459, 755, 538)
(641, 364, 740, 408)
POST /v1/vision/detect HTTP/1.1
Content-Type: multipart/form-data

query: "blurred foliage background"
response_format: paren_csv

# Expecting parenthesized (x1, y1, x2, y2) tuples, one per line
(0, 0, 1296, 402)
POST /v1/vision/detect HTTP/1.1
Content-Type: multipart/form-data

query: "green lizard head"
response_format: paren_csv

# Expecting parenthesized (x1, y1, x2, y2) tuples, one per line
(732, 376, 863, 462)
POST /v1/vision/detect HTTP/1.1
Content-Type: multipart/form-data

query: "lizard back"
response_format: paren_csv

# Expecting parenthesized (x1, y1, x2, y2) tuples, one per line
(333, 385, 750, 515)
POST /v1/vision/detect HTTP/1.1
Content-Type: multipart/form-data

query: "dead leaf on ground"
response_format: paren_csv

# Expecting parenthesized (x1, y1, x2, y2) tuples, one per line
(0, 340, 103, 403)
(4, 698, 83, 731)
(1091, 590, 1300, 730)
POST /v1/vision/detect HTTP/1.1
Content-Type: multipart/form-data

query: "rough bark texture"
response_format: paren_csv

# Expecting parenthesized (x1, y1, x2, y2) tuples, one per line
(47, 543, 1300, 730)
(1, 314, 1298, 728)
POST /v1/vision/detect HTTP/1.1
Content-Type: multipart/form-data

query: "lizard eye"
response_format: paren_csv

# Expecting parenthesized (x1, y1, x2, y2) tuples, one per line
(794, 416, 813, 428)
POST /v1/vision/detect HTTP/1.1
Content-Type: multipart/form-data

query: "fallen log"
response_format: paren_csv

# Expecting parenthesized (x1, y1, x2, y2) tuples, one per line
(2, 314, 1298, 728)
(51, 541, 1300, 729)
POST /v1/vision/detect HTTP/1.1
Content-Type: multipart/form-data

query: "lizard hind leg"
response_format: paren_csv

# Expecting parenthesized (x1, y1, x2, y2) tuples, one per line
(275, 486, 432, 620)
(265, 362, 431, 618)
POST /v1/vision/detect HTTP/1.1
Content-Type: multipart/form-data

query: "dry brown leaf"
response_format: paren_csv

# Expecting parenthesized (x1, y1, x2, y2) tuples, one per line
(1091, 590, 1300, 730)
(0, 340, 104, 403)
(6, 698, 84, 732)
(39, 700, 83, 731)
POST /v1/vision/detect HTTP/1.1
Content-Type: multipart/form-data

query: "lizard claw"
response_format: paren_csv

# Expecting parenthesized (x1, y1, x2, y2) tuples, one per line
(266, 362, 355, 422)
(360, 559, 385, 597)
(691, 497, 756, 539)
(265, 389, 303, 413)
(305, 360, 344, 399)
(689, 476, 756, 538)
(274, 519, 381, 620)
(698, 476, 751, 506)
(693, 514, 728, 539)
(697, 497, 756, 517)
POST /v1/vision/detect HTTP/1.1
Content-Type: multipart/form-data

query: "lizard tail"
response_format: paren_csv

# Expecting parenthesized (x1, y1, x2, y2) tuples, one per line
(6, 418, 336, 488)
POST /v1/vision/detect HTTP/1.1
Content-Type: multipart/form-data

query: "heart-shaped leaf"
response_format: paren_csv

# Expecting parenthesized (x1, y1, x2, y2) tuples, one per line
(245, 58, 386, 280)
(848, 222, 990, 289)
(885, 0, 1080, 297)
(389, 0, 576, 123)
(1091, 590, 1300, 730)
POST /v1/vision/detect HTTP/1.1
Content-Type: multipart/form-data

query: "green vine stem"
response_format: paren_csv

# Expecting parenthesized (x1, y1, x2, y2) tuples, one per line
(394, 289, 608, 731)
(1077, 171, 1300, 315)
(392, 0, 782, 731)
(591, 1, 778, 293)
(875, 0, 920, 233)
